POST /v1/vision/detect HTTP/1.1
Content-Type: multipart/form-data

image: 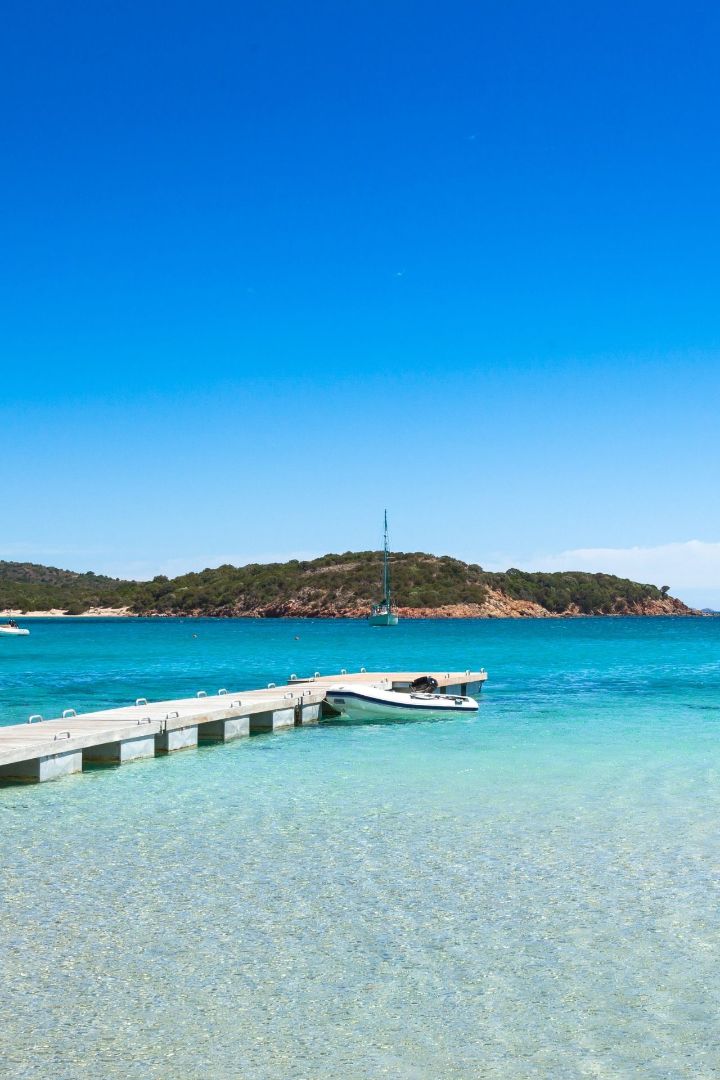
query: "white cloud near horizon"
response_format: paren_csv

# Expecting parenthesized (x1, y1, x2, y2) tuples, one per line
(483, 540, 720, 608)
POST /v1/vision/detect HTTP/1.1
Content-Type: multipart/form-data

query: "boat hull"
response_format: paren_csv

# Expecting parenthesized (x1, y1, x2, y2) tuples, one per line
(0, 626, 30, 636)
(325, 685, 478, 721)
(368, 612, 399, 626)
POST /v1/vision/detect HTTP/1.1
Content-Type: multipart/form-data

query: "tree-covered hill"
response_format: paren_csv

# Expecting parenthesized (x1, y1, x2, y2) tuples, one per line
(129, 552, 488, 615)
(0, 552, 694, 617)
(0, 561, 136, 615)
(485, 568, 672, 615)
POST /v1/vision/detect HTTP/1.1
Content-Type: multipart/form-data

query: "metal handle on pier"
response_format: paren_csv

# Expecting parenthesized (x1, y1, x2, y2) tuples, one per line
(231, 700, 242, 708)
(166, 711, 179, 719)
(54, 731, 71, 740)
(62, 709, 77, 719)
(138, 717, 153, 725)
(218, 688, 228, 695)
(197, 690, 207, 698)
(267, 682, 276, 688)
(28, 714, 43, 724)
(136, 698, 148, 706)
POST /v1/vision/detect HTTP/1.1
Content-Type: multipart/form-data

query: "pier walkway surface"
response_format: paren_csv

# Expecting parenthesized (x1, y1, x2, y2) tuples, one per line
(0, 670, 487, 785)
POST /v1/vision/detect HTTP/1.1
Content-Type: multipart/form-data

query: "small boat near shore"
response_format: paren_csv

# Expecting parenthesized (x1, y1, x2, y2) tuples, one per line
(0, 621, 30, 636)
(325, 676, 478, 721)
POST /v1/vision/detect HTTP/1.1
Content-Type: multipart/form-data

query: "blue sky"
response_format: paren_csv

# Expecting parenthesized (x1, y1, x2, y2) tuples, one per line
(2, 1, 720, 604)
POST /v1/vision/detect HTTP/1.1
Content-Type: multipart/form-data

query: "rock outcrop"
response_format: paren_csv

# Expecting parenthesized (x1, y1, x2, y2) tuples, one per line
(143, 589, 698, 619)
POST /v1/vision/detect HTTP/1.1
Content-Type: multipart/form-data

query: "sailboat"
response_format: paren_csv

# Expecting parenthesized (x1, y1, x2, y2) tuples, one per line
(368, 510, 399, 626)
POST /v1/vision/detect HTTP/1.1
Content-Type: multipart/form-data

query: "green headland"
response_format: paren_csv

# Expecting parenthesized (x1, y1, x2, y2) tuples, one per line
(0, 553, 694, 618)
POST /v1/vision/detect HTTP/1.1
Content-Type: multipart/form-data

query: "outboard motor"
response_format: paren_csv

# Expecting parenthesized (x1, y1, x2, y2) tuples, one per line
(410, 675, 439, 693)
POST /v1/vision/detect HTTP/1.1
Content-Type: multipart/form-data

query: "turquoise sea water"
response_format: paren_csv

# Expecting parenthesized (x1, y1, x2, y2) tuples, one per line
(1, 616, 720, 1078)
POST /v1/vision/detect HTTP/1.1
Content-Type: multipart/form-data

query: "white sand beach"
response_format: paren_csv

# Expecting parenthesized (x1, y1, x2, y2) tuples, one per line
(0, 608, 133, 618)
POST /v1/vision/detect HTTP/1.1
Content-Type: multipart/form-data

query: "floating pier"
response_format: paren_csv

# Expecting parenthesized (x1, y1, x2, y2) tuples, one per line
(0, 669, 487, 785)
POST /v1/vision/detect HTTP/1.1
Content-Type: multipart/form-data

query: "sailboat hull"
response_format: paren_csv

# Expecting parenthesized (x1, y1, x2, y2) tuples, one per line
(368, 612, 399, 627)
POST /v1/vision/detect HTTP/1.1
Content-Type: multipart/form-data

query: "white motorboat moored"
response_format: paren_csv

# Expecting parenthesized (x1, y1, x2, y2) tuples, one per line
(0, 622, 30, 636)
(324, 678, 478, 721)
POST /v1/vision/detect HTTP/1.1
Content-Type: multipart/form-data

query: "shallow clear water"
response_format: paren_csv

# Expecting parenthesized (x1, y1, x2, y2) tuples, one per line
(2, 617, 720, 1078)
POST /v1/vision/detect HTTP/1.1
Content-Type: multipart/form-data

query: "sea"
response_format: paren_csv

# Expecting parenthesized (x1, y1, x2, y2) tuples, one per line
(1, 616, 719, 1079)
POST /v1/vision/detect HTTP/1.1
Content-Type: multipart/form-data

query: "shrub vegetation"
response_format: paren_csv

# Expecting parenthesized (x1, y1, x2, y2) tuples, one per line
(0, 553, 671, 616)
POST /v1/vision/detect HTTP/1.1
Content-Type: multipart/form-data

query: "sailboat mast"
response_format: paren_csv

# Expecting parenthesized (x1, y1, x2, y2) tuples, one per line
(368, 509, 399, 624)
(383, 509, 390, 604)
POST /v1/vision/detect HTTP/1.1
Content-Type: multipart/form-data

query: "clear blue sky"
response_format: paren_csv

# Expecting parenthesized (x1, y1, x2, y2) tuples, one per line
(2, 1, 720, 603)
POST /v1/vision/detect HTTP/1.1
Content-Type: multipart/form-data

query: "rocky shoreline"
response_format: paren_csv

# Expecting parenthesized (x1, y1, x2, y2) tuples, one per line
(138, 590, 698, 619)
(2, 592, 699, 620)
